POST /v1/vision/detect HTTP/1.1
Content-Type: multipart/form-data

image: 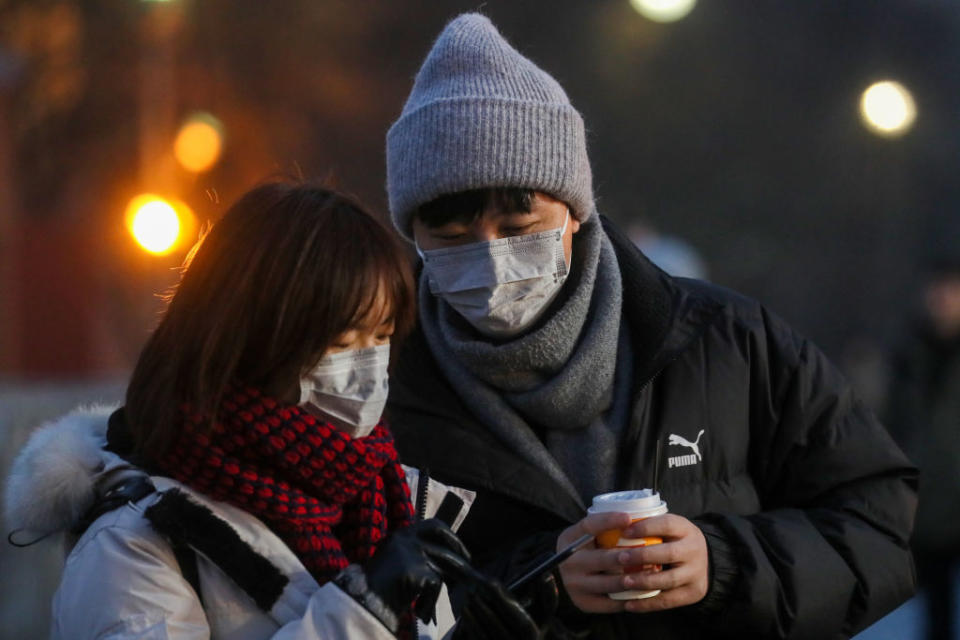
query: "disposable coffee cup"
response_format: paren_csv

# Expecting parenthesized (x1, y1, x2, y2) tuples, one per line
(587, 489, 668, 600)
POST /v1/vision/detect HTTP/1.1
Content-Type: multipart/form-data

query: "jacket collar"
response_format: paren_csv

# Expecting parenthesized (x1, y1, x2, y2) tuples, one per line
(601, 216, 722, 389)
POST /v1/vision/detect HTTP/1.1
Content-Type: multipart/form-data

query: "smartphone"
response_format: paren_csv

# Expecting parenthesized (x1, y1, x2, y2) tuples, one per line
(506, 533, 594, 593)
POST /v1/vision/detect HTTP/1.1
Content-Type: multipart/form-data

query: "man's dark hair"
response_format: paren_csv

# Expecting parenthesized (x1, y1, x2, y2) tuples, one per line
(416, 187, 535, 227)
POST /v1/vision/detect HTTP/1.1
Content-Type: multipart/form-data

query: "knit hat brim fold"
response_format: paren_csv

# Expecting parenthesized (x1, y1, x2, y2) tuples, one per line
(388, 97, 593, 239)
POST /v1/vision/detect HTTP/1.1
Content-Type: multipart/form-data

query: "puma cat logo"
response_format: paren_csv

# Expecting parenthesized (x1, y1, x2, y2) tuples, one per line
(667, 430, 705, 469)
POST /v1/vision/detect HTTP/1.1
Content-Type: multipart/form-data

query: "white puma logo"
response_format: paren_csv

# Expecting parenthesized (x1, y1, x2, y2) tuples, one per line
(668, 429, 705, 463)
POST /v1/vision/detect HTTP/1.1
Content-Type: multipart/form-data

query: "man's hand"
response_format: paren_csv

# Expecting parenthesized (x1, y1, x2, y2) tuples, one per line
(556, 512, 709, 614)
(556, 511, 632, 613)
(617, 514, 709, 612)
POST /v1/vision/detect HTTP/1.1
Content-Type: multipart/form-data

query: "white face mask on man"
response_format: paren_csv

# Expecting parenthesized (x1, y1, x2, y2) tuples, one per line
(298, 344, 390, 438)
(418, 210, 571, 338)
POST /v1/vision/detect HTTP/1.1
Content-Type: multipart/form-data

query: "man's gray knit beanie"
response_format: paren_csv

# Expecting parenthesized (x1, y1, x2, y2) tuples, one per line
(387, 13, 594, 240)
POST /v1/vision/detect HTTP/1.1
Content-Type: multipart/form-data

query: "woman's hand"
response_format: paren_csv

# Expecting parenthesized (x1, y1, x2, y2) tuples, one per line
(421, 533, 542, 639)
(448, 575, 541, 640)
(364, 519, 470, 622)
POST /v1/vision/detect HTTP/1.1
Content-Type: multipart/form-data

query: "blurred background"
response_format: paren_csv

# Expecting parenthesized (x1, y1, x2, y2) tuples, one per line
(0, 0, 957, 637)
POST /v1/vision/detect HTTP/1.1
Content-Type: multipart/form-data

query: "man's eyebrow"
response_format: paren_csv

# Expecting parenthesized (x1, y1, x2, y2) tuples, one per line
(426, 220, 469, 230)
(421, 211, 476, 228)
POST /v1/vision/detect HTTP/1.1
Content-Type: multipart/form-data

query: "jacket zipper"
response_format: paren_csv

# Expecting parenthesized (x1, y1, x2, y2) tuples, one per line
(618, 353, 682, 490)
(414, 467, 431, 638)
(416, 467, 430, 522)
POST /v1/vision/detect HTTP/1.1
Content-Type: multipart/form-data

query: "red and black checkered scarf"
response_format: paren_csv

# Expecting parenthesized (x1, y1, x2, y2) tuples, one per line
(153, 386, 415, 586)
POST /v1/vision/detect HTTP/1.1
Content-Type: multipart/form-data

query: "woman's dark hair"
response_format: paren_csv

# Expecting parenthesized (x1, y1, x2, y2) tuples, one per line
(125, 182, 416, 459)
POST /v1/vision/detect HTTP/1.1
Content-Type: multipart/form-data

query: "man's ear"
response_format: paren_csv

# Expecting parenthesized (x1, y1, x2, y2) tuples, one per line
(570, 217, 581, 235)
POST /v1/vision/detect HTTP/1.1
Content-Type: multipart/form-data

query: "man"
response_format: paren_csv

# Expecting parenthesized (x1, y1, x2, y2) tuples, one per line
(385, 13, 917, 638)
(886, 253, 960, 640)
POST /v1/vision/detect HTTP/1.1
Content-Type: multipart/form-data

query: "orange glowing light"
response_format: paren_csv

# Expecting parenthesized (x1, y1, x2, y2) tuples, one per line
(173, 112, 224, 173)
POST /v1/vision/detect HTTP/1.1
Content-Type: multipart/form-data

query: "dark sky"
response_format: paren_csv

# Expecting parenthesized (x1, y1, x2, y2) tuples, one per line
(1, 0, 958, 379)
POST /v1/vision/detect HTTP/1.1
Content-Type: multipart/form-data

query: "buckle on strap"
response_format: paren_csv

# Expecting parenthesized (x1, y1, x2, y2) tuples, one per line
(72, 475, 156, 536)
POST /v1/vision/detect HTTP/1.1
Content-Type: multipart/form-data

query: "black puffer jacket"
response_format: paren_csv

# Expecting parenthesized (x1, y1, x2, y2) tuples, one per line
(387, 218, 917, 639)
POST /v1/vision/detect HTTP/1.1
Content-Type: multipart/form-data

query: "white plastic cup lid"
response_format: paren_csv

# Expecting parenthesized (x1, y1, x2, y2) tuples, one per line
(587, 489, 666, 515)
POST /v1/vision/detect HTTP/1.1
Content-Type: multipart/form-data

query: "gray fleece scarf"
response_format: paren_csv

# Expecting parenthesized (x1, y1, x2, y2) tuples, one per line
(419, 219, 631, 504)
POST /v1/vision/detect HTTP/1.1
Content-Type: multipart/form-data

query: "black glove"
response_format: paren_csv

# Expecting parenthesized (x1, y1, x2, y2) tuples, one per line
(454, 577, 542, 640)
(364, 518, 473, 624)
(424, 543, 542, 640)
(515, 570, 559, 633)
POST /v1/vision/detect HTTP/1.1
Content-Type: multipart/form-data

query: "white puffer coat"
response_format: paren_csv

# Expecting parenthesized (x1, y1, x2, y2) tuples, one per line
(4, 406, 475, 640)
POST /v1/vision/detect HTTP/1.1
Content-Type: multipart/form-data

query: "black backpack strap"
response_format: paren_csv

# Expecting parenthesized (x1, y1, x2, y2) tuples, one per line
(170, 538, 204, 607)
(144, 489, 289, 611)
(73, 472, 287, 612)
(73, 474, 205, 605)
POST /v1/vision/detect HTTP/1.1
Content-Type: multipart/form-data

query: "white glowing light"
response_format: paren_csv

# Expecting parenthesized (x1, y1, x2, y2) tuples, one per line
(860, 80, 917, 137)
(629, 0, 697, 23)
(131, 198, 180, 254)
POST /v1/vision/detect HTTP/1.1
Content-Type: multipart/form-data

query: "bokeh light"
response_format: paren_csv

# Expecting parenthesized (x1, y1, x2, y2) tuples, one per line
(629, 0, 697, 23)
(125, 194, 187, 255)
(860, 80, 917, 138)
(173, 112, 224, 173)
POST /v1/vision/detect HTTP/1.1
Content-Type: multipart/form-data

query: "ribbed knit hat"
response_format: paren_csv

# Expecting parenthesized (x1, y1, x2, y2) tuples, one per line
(386, 13, 594, 240)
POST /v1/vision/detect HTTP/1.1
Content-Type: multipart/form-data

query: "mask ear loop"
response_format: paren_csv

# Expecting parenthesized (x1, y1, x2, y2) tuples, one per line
(556, 208, 573, 275)
(414, 243, 440, 294)
(7, 528, 55, 548)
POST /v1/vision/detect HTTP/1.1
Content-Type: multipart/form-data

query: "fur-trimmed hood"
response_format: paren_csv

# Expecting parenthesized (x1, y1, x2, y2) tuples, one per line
(4, 405, 127, 537)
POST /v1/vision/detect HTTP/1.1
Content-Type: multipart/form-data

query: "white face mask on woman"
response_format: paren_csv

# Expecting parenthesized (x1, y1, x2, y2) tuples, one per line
(418, 210, 570, 339)
(298, 344, 390, 438)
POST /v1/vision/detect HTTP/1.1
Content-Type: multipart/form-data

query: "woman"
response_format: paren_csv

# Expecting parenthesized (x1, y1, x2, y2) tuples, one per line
(5, 183, 483, 639)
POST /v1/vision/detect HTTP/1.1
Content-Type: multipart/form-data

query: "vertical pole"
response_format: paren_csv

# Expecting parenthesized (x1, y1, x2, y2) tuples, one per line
(0, 53, 21, 375)
(138, 1, 180, 192)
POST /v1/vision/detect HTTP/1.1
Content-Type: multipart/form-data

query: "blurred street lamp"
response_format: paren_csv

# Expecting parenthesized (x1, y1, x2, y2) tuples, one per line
(860, 80, 916, 138)
(629, 0, 697, 23)
(125, 193, 194, 255)
(174, 112, 224, 173)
